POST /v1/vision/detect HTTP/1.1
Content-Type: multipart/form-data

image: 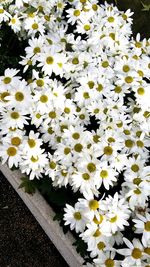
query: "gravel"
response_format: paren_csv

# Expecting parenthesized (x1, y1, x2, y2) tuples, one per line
(0, 172, 68, 267)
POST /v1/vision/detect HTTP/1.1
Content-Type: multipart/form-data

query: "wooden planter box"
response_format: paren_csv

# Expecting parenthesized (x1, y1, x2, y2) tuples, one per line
(0, 164, 84, 267)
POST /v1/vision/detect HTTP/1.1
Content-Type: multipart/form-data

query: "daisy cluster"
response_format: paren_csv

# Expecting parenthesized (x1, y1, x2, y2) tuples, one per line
(0, 0, 150, 266)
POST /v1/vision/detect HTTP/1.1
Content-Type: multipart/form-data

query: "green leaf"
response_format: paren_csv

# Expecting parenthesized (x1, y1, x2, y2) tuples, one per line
(18, 177, 36, 195)
(141, 1, 150, 11)
(73, 239, 89, 258)
(25, 6, 37, 13)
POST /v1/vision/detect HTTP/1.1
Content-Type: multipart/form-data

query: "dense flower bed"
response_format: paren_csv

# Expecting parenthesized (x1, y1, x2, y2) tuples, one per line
(0, 0, 150, 266)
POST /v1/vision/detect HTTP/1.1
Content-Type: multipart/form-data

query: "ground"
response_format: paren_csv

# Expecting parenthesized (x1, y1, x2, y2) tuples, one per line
(0, 172, 68, 267)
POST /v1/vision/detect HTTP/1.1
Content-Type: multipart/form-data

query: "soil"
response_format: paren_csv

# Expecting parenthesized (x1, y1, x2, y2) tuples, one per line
(0, 172, 68, 267)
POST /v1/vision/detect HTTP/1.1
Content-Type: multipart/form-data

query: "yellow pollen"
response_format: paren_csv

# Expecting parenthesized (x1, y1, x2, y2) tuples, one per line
(103, 146, 113, 155)
(89, 200, 99, 210)
(10, 112, 20, 119)
(145, 221, 150, 232)
(73, 10, 80, 17)
(82, 173, 90, 180)
(11, 137, 21, 146)
(46, 56, 54, 64)
(7, 146, 17, 156)
(93, 229, 101, 237)
(100, 170, 108, 179)
(49, 161, 56, 169)
(40, 95, 48, 103)
(36, 79, 44, 87)
(137, 87, 145, 95)
(131, 248, 142, 259)
(110, 215, 117, 223)
(74, 143, 83, 152)
(32, 23, 38, 30)
(3, 77, 11, 84)
(33, 47, 41, 54)
(30, 156, 39, 162)
(15, 92, 24, 101)
(97, 241, 106, 250)
(28, 139, 36, 148)
(74, 212, 81, 220)
(105, 259, 115, 267)
(87, 162, 96, 173)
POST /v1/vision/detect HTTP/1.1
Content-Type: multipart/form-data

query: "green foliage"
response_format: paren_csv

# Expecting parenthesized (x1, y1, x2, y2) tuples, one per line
(141, 1, 150, 11)
(19, 177, 36, 195)
(53, 211, 69, 234)
(0, 23, 26, 75)
(73, 238, 90, 259)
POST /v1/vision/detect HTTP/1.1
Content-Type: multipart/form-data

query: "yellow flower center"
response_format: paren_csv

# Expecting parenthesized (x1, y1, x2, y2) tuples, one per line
(11, 137, 21, 146)
(0, 92, 10, 102)
(74, 212, 82, 220)
(144, 247, 150, 255)
(0, 8, 4, 14)
(84, 24, 91, 31)
(64, 147, 71, 155)
(145, 221, 150, 232)
(30, 156, 39, 162)
(82, 173, 90, 180)
(93, 214, 103, 224)
(131, 164, 139, 172)
(100, 170, 108, 179)
(64, 107, 70, 114)
(87, 162, 96, 173)
(131, 248, 142, 259)
(73, 10, 80, 17)
(136, 140, 144, 147)
(72, 133, 80, 140)
(123, 65, 130, 72)
(125, 139, 134, 148)
(7, 147, 17, 156)
(72, 57, 79, 65)
(105, 259, 115, 267)
(46, 56, 54, 65)
(28, 139, 36, 148)
(110, 215, 117, 223)
(32, 23, 38, 30)
(88, 81, 95, 89)
(33, 46, 41, 54)
(36, 79, 44, 87)
(102, 61, 109, 68)
(36, 113, 41, 119)
(10, 112, 20, 119)
(40, 95, 48, 103)
(103, 146, 113, 155)
(125, 76, 133, 83)
(15, 92, 24, 101)
(114, 86, 122, 93)
(93, 229, 101, 237)
(89, 199, 99, 210)
(137, 87, 145, 95)
(11, 18, 16, 24)
(49, 111, 56, 119)
(49, 161, 56, 169)
(97, 241, 106, 250)
(74, 143, 83, 152)
(3, 77, 11, 84)
(108, 16, 114, 23)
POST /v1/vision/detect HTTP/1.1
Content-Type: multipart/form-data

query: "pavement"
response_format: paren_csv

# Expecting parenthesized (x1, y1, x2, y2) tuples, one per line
(0, 172, 68, 267)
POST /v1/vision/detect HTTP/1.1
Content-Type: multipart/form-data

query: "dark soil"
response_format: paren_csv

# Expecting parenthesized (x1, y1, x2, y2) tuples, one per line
(0, 172, 68, 267)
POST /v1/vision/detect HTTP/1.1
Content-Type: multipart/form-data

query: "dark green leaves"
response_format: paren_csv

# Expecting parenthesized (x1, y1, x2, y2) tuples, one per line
(19, 177, 36, 195)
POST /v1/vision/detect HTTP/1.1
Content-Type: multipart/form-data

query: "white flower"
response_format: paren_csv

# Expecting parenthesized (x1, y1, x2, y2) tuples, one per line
(64, 203, 89, 233)
(133, 213, 150, 244)
(117, 238, 144, 266)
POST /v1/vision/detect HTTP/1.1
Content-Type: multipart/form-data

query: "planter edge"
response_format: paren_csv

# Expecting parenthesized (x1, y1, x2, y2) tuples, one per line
(0, 163, 84, 267)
